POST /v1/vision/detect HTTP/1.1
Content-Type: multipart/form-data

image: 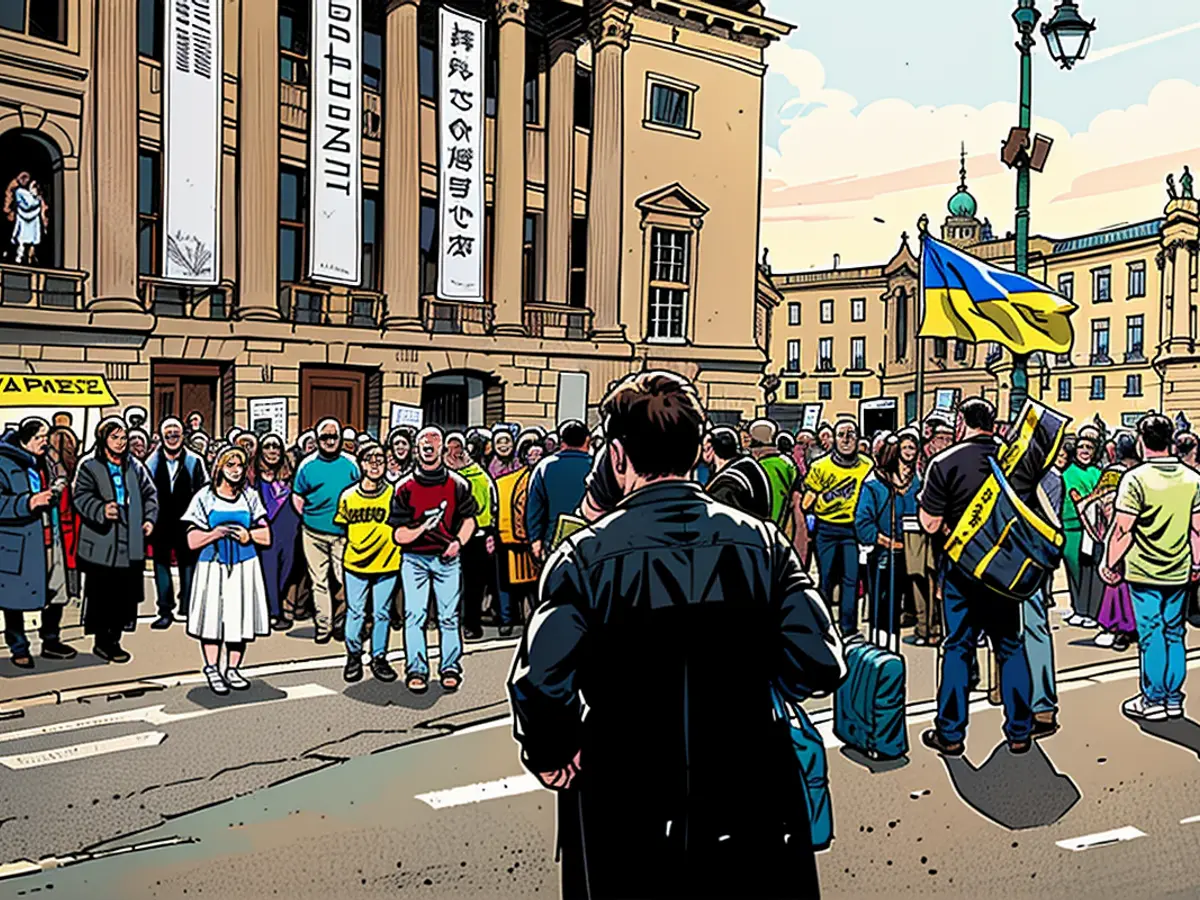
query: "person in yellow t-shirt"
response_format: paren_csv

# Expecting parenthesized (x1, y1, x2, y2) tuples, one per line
(334, 441, 401, 684)
(801, 417, 873, 636)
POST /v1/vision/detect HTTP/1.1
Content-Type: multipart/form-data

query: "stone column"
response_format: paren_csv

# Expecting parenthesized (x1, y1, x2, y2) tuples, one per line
(1161, 198, 1200, 353)
(382, 0, 424, 331)
(490, 0, 529, 335)
(543, 37, 576, 306)
(1171, 241, 1197, 347)
(91, 0, 140, 310)
(237, 0, 282, 321)
(585, 3, 632, 341)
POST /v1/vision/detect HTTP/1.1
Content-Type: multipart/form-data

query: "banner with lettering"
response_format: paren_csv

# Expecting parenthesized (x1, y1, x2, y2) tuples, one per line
(437, 8, 486, 302)
(163, 0, 223, 285)
(309, 0, 363, 285)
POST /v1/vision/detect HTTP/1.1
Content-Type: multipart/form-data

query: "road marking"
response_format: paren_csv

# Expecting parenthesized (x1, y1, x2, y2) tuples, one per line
(0, 732, 166, 770)
(1181, 815, 1200, 825)
(1055, 826, 1146, 852)
(0, 683, 335, 745)
(415, 774, 543, 809)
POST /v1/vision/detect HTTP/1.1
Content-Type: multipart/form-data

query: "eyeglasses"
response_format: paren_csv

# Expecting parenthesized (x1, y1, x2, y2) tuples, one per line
(318, 434, 341, 442)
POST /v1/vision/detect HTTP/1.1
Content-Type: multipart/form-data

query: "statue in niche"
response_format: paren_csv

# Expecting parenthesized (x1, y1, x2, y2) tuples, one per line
(4, 171, 48, 265)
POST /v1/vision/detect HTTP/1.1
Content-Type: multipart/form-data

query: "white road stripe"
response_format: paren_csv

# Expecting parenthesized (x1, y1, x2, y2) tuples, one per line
(1055, 826, 1146, 851)
(0, 683, 335, 745)
(0, 732, 166, 770)
(1180, 815, 1200, 825)
(415, 774, 543, 809)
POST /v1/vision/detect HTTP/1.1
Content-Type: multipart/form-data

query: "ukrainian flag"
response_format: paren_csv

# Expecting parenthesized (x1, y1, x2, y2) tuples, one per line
(919, 235, 1076, 354)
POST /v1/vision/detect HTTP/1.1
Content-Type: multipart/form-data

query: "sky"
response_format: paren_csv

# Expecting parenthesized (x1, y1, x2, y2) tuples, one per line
(759, 0, 1200, 271)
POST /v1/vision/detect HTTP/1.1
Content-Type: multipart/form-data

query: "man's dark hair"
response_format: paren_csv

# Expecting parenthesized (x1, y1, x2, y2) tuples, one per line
(776, 432, 795, 454)
(1175, 430, 1198, 460)
(959, 397, 996, 432)
(558, 420, 590, 450)
(708, 427, 741, 463)
(15, 416, 48, 447)
(1138, 414, 1174, 453)
(602, 372, 705, 478)
(1114, 431, 1140, 462)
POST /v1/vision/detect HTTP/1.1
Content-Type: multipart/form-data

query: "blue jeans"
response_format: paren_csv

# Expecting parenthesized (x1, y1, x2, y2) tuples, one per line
(1023, 587, 1057, 716)
(401, 554, 463, 678)
(815, 523, 859, 635)
(154, 559, 195, 618)
(936, 566, 1033, 743)
(344, 571, 396, 659)
(1128, 583, 1187, 707)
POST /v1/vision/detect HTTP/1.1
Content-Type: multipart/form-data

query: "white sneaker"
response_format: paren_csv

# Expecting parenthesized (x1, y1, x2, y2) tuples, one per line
(1078, 617, 1099, 629)
(1093, 631, 1116, 648)
(1064, 614, 1084, 626)
(1167, 703, 1185, 720)
(204, 665, 229, 696)
(224, 668, 251, 691)
(1122, 695, 1167, 721)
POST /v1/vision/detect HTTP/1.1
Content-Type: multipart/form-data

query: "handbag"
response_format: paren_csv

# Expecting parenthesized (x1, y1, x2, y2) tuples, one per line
(769, 687, 832, 851)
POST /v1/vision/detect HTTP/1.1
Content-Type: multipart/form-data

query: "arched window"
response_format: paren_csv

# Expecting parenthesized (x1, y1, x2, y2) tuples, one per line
(0, 129, 64, 268)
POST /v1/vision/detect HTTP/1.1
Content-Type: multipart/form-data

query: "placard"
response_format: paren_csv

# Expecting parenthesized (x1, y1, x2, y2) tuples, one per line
(935, 388, 960, 411)
(248, 397, 288, 438)
(162, 0, 222, 284)
(390, 403, 424, 430)
(801, 404, 823, 432)
(309, 0, 363, 285)
(556, 372, 589, 425)
(436, 8, 486, 301)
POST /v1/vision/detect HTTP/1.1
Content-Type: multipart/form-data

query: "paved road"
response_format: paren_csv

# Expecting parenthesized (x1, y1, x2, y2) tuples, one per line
(3, 644, 1200, 898)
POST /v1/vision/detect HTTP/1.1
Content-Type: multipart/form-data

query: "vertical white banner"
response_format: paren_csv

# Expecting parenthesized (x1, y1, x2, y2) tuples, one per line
(437, 9, 485, 302)
(162, 0, 222, 285)
(309, 0, 363, 285)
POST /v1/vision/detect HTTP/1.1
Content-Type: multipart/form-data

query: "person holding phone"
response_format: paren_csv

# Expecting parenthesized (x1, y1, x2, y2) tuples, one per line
(183, 446, 272, 695)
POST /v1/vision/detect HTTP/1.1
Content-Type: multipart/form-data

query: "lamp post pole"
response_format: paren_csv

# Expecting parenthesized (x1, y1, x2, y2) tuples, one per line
(1009, 0, 1039, 421)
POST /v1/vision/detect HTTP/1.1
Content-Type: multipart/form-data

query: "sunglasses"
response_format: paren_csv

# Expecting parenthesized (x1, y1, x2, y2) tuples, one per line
(319, 434, 341, 442)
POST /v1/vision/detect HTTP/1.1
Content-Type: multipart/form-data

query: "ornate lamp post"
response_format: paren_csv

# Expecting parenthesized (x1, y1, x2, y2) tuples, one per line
(1008, 0, 1095, 418)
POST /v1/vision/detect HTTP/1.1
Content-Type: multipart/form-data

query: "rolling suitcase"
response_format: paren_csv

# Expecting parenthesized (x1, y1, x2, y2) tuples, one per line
(833, 492, 908, 760)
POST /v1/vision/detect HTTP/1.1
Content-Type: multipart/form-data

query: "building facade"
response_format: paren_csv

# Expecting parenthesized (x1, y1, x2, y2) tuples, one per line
(767, 157, 1200, 434)
(0, 0, 788, 439)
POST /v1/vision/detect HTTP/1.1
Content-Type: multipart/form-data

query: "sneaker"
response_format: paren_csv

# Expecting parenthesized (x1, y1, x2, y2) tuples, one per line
(94, 644, 131, 664)
(1078, 617, 1099, 630)
(1113, 633, 1132, 652)
(920, 728, 964, 757)
(1093, 631, 1116, 648)
(204, 665, 229, 695)
(463, 627, 484, 641)
(1064, 613, 1084, 626)
(498, 625, 514, 638)
(40, 640, 77, 660)
(224, 668, 251, 691)
(331, 626, 345, 643)
(343, 655, 363, 683)
(370, 656, 398, 683)
(150, 615, 174, 630)
(1122, 695, 1167, 722)
(1167, 704, 1185, 720)
(271, 616, 293, 632)
(314, 632, 333, 645)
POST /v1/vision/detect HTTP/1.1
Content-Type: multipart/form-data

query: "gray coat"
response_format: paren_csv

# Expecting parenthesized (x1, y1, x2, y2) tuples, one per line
(0, 440, 47, 611)
(73, 455, 158, 568)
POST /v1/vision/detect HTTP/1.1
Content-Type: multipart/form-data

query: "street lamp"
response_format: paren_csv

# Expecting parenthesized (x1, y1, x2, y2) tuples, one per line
(1006, 0, 1094, 421)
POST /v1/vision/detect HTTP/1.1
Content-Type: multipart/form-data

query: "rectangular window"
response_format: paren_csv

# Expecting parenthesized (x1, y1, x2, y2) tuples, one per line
(138, 0, 162, 59)
(522, 212, 540, 303)
(363, 28, 383, 90)
(850, 336, 866, 370)
(524, 54, 539, 125)
(818, 381, 832, 401)
(1091, 318, 1110, 363)
(1058, 378, 1071, 402)
(361, 191, 379, 290)
(1090, 375, 1106, 400)
(279, 167, 307, 285)
(820, 299, 833, 324)
(850, 297, 866, 322)
(574, 66, 593, 130)
(895, 289, 909, 361)
(137, 150, 161, 276)
(279, 0, 311, 84)
(0, 0, 66, 43)
(933, 338, 948, 359)
(849, 381, 863, 399)
(647, 81, 690, 130)
(954, 340, 967, 361)
(1126, 314, 1145, 362)
(786, 339, 800, 372)
(1092, 266, 1112, 303)
(484, 25, 498, 117)
(419, 197, 438, 295)
(646, 228, 690, 341)
(1127, 261, 1146, 299)
(1125, 374, 1143, 398)
(785, 381, 799, 400)
(1057, 272, 1074, 301)
(818, 337, 833, 372)
(569, 216, 588, 308)
(788, 302, 800, 326)
(419, 44, 436, 98)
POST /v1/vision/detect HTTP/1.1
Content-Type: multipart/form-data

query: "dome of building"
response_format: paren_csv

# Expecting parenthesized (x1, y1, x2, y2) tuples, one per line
(948, 186, 977, 218)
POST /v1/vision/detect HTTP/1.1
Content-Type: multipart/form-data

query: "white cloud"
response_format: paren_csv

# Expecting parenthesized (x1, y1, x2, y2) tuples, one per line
(761, 52, 1200, 272)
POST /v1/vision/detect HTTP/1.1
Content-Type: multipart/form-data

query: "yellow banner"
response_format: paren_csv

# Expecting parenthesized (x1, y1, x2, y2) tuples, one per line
(0, 373, 117, 408)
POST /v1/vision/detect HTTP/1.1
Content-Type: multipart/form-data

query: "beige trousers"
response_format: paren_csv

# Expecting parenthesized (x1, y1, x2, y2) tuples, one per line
(301, 527, 347, 639)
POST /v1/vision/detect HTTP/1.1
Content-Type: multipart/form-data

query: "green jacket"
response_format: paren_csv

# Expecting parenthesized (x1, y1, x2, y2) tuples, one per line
(1061, 462, 1101, 531)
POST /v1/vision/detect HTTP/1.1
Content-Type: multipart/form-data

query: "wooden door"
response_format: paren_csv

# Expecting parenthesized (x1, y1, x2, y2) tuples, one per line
(152, 362, 222, 435)
(300, 368, 366, 433)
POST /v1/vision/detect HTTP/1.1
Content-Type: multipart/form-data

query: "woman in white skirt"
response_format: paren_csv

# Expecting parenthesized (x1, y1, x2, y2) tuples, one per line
(183, 446, 272, 695)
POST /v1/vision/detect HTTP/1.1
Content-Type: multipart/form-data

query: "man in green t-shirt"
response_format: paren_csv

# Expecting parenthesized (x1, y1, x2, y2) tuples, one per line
(446, 433, 498, 641)
(1061, 426, 1104, 628)
(747, 420, 808, 561)
(1103, 414, 1200, 722)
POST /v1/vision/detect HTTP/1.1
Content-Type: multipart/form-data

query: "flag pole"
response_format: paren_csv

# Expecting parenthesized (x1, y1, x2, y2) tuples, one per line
(916, 215, 929, 425)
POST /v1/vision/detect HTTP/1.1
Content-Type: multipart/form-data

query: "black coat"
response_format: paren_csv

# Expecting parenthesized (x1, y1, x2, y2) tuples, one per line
(509, 481, 845, 900)
(145, 448, 208, 559)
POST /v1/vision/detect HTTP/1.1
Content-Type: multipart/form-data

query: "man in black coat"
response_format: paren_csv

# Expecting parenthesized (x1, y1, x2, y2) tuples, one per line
(509, 371, 845, 900)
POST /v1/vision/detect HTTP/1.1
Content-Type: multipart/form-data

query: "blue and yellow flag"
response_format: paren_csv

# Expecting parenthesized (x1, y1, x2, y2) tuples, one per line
(919, 235, 1076, 354)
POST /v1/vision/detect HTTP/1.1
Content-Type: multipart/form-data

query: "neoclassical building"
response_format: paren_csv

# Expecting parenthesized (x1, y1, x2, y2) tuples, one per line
(767, 152, 1200, 433)
(0, 0, 788, 437)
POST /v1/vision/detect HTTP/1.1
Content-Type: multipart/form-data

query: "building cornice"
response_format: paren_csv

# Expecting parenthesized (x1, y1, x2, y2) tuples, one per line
(0, 47, 88, 82)
(644, 0, 792, 40)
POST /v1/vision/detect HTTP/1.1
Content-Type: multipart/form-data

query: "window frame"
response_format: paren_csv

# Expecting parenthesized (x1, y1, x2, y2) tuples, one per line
(1090, 317, 1111, 364)
(1092, 265, 1112, 304)
(784, 381, 799, 400)
(138, 149, 162, 277)
(787, 302, 800, 327)
(361, 190, 380, 291)
(786, 339, 800, 373)
(1125, 373, 1143, 398)
(643, 73, 699, 138)
(1126, 314, 1145, 362)
(644, 226, 694, 344)
(279, 0, 311, 85)
(818, 381, 832, 401)
(850, 297, 866, 323)
(1127, 260, 1146, 299)
(1057, 377, 1071, 403)
(569, 215, 588, 308)
(278, 166, 308, 287)
(819, 299, 834, 324)
(522, 211, 542, 304)
(137, 0, 163, 60)
(817, 336, 834, 372)
(0, 0, 69, 46)
(849, 381, 863, 399)
(1057, 272, 1074, 301)
(1090, 374, 1106, 400)
(849, 336, 866, 371)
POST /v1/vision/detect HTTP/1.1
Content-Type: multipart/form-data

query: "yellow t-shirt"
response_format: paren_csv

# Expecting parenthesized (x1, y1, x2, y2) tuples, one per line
(334, 483, 402, 575)
(803, 453, 873, 526)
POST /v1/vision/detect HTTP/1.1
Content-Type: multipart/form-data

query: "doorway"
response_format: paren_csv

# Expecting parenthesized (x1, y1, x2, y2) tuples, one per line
(860, 398, 898, 438)
(152, 362, 228, 436)
(300, 366, 379, 435)
(421, 371, 504, 432)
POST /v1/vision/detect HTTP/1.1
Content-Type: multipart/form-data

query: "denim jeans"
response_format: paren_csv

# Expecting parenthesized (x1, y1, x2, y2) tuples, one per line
(1128, 583, 1187, 708)
(814, 522, 859, 635)
(401, 554, 463, 678)
(1023, 586, 1058, 716)
(153, 560, 195, 618)
(936, 566, 1033, 743)
(344, 571, 397, 659)
(4, 605, 63, 658)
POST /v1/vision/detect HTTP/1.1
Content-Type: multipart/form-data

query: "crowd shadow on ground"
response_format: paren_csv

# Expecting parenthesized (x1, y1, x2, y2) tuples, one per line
(839, 746, 909, 773)
(0, 651, 109, 679)
(1139, 717, 1200, 759)
(941, 741, 1080, 829)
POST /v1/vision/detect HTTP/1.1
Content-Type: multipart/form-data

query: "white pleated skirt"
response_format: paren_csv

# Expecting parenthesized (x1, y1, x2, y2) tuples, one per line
(187, 558, 271, 643)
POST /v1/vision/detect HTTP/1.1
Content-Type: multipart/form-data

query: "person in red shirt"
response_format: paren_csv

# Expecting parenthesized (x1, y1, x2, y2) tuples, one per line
(389, 426, 480, 695)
